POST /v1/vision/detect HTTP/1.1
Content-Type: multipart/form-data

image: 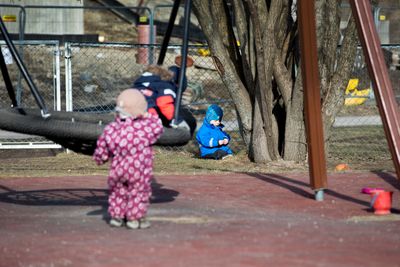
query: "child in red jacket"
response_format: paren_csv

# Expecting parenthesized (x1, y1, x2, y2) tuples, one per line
(93, 89, 164, 229)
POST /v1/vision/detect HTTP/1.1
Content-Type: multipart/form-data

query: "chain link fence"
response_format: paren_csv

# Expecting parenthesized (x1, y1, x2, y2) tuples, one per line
(0, 40, 61, 149)
(0, 41, 398, 170)
(0, 3, 398, 172)
(18, 40, 394, 171)
(64, 42, 240, 153)
(327, 45, 399, 170)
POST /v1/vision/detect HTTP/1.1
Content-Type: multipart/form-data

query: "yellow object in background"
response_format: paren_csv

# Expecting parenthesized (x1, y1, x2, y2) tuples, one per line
(197, 41, 239, 56)
(345, 88, 370, 106)
(344, 78, 370, 106)
(139, 16, 148, 24)
(2, 15, 16, 22)
(198, 48, 211, 56)
(345, 79, 359, 94)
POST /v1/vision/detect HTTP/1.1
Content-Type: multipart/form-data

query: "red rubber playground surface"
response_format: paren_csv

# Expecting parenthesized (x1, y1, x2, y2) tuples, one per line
(0, 172, 399, 267)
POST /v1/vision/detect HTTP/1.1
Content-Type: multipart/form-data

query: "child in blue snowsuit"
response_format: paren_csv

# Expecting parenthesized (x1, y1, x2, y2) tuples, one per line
(196, 104, 233, 160)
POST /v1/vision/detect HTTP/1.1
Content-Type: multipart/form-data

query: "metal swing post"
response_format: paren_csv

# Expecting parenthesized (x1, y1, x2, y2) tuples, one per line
(171, 0, 192, 126)
(157, 0, 181, 65)
(0, 16, 49, 118)
(0, 40, 18, 108)
(156, 0, 192, 127)
(297, 0, 328, 201)
(349, 0, 400, 179)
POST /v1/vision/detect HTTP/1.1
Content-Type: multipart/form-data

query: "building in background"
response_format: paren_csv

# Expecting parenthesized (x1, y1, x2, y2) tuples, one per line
(341, 0, 400, 44)
(0, 1, 83, 36)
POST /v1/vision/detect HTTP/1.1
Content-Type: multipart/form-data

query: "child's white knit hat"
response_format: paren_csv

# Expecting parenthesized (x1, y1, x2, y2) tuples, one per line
(116, 88, 147, 118)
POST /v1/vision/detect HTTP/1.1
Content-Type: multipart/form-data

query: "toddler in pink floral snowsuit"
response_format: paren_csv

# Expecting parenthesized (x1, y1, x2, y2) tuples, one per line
(93, 89, 163, 229)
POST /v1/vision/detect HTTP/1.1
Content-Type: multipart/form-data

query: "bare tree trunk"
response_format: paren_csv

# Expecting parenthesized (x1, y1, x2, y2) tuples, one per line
(245, 0, 276, 162)
(193, 0, 358, 164)
(322, 12, 358, 142)
(250, 97, 271, 162)
(284, 72, 307, 161)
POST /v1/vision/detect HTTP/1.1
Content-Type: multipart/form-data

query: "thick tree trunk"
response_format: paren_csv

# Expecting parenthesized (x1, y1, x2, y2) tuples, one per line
(246, 0, 278, 162)
(250, 98, 271, 162)
(322, 14, 358, 142)
(193, 0, 358, 164)
(283, 73, 307, 161)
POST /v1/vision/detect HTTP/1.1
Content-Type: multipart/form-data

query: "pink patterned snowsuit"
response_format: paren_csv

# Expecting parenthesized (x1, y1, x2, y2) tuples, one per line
(93, 113, 163, 221)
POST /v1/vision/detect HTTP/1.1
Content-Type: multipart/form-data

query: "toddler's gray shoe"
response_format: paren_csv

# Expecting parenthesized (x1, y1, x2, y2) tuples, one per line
(109, 218, 123, 227)
(126, 220, 140, 229)
(222, 154, 233, 160)
(139, 218, 151, 229)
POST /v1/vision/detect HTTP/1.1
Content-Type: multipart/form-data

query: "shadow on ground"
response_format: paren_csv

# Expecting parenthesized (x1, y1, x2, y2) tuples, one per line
(246, 172, 400, 214)
(0, 181, 179, 206)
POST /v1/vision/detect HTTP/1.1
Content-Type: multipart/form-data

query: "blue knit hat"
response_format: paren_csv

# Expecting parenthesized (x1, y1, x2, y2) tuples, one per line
(205, 104, 223, 123)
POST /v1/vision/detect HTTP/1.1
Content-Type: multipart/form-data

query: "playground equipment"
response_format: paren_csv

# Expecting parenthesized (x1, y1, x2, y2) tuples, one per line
(299, 0, 399, 200)
(0, 0, 398, 200)
(0, 0, 197, 155)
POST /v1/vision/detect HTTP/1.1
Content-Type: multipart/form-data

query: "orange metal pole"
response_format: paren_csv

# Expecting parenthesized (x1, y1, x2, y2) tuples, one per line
(137, 21, 156, 65)
(297, 0, 328, 200)
(349, 0, 400, 179)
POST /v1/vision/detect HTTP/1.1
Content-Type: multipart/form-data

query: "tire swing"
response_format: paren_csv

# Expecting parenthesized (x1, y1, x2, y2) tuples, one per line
(0, 108, 195, 155)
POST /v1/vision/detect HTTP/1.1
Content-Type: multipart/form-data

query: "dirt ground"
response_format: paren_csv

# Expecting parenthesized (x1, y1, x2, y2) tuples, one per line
(0, 171, 399, 267)
(0, 146, 399, 267)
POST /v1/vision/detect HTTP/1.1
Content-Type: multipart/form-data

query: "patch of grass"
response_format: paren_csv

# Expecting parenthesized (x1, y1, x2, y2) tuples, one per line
(0, 152, 107, 178)
(0, 148, 308, 178)
(338, 102, 379, 116)
(154, 149, 257, 174)
(328, 125, 394, 171)
(0, 123, 396, 178)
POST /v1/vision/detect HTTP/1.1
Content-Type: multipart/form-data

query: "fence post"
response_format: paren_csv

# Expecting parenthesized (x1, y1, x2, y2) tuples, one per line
(54, 42, 61, 111)
(64, 43, 73, 112)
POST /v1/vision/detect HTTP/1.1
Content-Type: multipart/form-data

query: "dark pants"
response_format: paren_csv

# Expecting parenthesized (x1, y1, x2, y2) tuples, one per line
(203, 149, 229, 160)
